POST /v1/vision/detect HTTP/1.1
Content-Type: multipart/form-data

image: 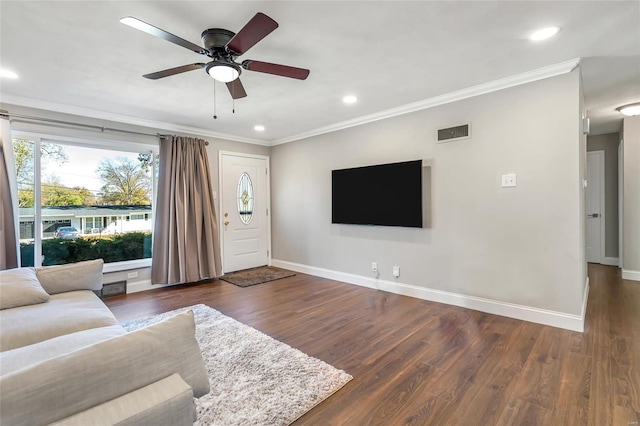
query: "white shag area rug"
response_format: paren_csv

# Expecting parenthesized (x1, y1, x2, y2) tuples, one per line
(121, 304, 352, 426)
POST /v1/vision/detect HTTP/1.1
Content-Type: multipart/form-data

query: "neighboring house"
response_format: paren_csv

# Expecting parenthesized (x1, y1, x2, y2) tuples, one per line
(18, 206, 152, 240)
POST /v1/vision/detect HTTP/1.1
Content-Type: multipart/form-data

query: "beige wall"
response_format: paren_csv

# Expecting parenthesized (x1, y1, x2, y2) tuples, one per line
(587, 133, 620, 259)
(271, 70, 585, 315)
(579, 75, 587, 294)
(622, 115, 640, 274)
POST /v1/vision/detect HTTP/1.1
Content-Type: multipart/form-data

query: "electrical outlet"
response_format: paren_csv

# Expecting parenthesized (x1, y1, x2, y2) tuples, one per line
(371, 262, 378, 273)
(501, 173, 517, 188)
(127, 271, 138, 279)
(393, 266, 400, 278)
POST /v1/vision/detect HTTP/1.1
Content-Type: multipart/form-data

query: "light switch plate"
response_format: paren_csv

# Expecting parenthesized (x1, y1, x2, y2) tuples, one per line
(501, 174, 517, 188)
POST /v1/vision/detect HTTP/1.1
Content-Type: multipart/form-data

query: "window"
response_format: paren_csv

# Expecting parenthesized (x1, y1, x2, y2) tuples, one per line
(13, 134, 157, 268)
(85, 217, 98, 230)
(237, 172, 254, 225)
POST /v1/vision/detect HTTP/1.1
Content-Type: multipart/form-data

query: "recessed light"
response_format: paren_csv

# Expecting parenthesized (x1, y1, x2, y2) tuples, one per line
(342, 95, 358, 104)
(617, 102, 640, 117)
(254, 125, 265, 131)
(529, 26, 560, 41)
(0, 69, 18, 79)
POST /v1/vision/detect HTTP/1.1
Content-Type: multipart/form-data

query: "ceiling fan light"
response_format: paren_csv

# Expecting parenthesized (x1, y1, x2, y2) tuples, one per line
(207, 63, 240, 83)
(617, 102, 640, 117)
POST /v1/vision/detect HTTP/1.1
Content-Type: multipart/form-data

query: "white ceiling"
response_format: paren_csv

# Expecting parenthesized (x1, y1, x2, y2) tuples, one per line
(1, 1, 639, 145)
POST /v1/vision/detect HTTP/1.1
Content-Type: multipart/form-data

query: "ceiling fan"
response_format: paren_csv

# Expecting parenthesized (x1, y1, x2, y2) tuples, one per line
(120, 13, 310, 99)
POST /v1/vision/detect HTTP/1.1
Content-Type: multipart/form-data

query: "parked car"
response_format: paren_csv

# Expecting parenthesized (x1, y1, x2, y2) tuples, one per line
(55, 226, 80, 239)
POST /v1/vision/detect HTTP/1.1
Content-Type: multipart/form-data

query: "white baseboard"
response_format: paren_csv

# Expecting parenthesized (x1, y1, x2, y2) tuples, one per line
(622, 269, 640, 282)
(126, 279, 174, 293)
(272, 259, 585, 332)
(602, 257, 619, 266)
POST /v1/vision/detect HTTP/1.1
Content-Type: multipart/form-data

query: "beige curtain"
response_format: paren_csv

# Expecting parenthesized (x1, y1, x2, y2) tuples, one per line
(0, 116, 20, 270)
(151, 136, 222, 284)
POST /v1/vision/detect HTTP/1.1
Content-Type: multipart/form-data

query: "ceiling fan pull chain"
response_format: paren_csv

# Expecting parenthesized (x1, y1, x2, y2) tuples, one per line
(233, 96, 235, 114)
(213, 80, 217, 119)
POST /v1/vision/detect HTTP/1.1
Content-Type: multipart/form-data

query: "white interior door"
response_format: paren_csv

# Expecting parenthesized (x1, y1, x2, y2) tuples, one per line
(220, 153, 269, 273)
(586, 151, 604, 264)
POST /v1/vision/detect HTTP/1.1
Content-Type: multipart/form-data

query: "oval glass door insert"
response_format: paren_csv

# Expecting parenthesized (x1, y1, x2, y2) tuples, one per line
(237, 172, 254, 224)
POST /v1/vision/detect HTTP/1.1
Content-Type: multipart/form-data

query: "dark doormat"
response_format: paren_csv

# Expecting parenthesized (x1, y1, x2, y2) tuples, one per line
(220, 266, 296, 288)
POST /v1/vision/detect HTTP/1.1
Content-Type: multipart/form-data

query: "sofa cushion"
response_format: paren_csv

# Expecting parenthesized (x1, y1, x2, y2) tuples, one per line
(36, 259, 104, 294)
(48, 374, 195, 426)
(0, 290, 119, 351)
(0, 311, 209, 426)
(0, 325, 126, 376)
(0, 268, 50, 310)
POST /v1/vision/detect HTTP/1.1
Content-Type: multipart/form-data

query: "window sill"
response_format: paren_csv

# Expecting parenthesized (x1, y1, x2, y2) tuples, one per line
(102, 258, 151, 273)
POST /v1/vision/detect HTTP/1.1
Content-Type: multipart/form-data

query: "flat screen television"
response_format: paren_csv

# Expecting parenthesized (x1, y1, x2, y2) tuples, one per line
(332, 160, 422, 228)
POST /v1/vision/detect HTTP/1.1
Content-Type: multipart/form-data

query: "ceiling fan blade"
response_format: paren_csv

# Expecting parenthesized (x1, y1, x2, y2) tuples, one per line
(120, 17, 206, 55)
(226, 78, 248, 99)
(143, 63, 205, 80)
(226, 13, 278, 55)
(242, 60, 310, 80)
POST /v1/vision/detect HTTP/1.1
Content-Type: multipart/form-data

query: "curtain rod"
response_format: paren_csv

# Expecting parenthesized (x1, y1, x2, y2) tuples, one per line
(0, 111, 209, 145)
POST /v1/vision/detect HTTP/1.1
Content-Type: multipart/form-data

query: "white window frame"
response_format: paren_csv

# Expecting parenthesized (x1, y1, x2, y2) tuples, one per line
(11, 130, 158, 272)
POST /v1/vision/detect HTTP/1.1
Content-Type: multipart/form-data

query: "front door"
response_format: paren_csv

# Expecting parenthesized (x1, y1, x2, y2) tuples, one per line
(586, 151, 604, 264)
(220, 153, 269, 273)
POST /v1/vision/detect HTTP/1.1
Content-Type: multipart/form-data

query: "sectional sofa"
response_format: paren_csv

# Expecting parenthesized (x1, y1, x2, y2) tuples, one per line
(0, 259, 209, 426)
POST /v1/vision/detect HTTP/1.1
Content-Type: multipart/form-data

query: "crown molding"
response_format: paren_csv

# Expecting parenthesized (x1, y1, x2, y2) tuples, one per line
(2, 58, 580, 148)
(270, 58, 581, 146)
(0, 94, 269, 146)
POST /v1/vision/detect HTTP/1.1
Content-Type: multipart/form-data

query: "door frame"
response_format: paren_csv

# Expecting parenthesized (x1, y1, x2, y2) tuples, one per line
(218, 151, 272, 272)
(587, 150, 606, 264)
(618, 139, 623, 269)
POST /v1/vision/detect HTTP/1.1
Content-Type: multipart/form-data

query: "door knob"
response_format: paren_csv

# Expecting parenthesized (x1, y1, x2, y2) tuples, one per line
(587, 213, 599, 218)
(224, 213, 228, 217)
(224, 221, 230, 225)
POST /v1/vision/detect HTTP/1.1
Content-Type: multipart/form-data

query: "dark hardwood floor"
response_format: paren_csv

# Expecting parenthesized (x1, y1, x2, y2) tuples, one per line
(105, 263, 639, 425)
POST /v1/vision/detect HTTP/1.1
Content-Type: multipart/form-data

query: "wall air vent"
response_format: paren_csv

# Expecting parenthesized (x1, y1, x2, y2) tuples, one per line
(437, 124, 470, 143)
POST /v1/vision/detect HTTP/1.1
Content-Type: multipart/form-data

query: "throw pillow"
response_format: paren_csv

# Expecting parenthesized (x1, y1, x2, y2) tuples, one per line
(0, 268, 50, 310)
(36, 259, 104, 294)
